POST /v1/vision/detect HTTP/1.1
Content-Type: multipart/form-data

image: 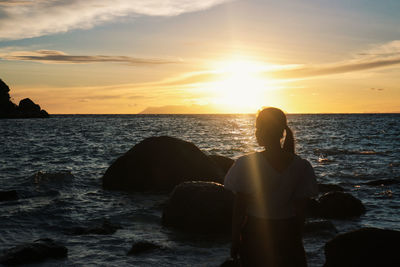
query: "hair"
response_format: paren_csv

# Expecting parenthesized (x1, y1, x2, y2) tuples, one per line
(255, 107, 295, 153)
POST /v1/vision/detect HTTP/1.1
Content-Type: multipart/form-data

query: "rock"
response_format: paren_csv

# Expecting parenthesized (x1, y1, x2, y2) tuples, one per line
(127, 241, 162, 255)
(0, 79, 49, 119)
(220, 258, 240, 267)
(324, 227, 400, 267)
(102, 136, 224, 192)
(31, 171, 74, 184)
(363, 178, 399, 186)
(66, 220, 122, 235)
(208, 155, 234, 176)
(305, 198, 321, 217)
(318, 183, 344, 194)
(162, 181, 234, 233)
(0, 190, 18, 202)
(318, 192, 365, 219)
(0, 238, 67, 265)
(304, 220, 337, 234)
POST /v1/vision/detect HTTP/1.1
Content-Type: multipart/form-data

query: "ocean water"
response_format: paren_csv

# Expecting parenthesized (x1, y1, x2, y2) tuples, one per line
(0, 114, 399, 266)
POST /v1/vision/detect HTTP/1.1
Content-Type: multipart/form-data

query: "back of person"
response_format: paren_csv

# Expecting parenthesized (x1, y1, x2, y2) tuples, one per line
(224, 107, 318, 267)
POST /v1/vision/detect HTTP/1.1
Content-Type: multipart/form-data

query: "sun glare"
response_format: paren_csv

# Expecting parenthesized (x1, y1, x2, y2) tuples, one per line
(204, 59, 277, 113)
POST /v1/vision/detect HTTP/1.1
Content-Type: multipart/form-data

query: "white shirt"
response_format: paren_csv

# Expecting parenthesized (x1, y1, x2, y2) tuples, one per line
(224, 152, 318, 219)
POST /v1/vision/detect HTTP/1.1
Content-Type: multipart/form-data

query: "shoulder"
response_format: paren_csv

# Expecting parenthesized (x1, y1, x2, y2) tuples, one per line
(292, 154, 313, 169)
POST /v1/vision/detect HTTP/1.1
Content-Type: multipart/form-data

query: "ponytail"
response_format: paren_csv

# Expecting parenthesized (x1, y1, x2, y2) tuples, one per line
(283, 126, 295, 153)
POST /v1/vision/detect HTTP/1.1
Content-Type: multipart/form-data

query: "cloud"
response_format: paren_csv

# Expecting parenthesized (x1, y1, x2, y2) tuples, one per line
(0, 49, 180, 65)
(0, 0, 232, 40)
(269, 57, 400, 79)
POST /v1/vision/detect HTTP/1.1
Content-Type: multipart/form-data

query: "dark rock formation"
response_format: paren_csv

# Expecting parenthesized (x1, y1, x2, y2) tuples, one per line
(304, 220, 337, 234)
(305, 192, 365, 219)
(0, 190, 18, 202)
(324, 227, 400, 267)
(0, 79, 49, 118)
(66, 220, 122, 235)
(0, 238, 67, 265)
(318, 183, 344, 194)
(209, 155, 234, 176)
(162, 181, 234, 233)
(127, 241, 163, 255)
(102, 136, 224, 192)
(31, 171, 74, 184)
(363, 178, 399, 186)
(318, 192, 365, 219)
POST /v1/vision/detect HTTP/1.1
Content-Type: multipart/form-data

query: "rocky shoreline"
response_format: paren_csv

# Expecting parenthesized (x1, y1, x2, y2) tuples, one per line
(1, 136, 399, 266)
(0, 79, 49, 119)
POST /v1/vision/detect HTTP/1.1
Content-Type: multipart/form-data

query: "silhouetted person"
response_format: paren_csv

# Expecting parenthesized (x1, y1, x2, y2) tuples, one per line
(224, 107, 318, 267)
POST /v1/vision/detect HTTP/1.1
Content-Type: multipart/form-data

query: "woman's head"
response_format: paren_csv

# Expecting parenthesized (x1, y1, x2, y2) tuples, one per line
(255, 107, 295, 153)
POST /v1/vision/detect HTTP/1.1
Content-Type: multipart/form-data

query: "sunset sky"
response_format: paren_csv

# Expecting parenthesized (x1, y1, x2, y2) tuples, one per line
(0, 0, 399, 114)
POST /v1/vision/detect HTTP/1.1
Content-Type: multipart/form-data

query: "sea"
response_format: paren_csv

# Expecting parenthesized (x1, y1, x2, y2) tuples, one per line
(0, 114, 399, 266)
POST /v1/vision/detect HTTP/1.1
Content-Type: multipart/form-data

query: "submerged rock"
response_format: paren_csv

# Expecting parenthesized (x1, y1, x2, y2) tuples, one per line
(324, 227, 400, 267)
(31, 171, 74, 184)
(363, 178, 399, 186)
(66, 220, 122, 235)
(318, 183, 344, 194)
(208, 155, 234, 176)
(318, 192, 365, 219)
(0, 238, 67, 265)
(162, 181, 234, 233)
(0, 190, 18, 202)
(127, 241, 163, 255)
(102, 136, 224, 192)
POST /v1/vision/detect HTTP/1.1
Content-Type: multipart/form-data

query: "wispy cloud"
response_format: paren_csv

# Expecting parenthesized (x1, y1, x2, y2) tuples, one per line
(269, 57, 400, 79)
(0, 0, 232, 40)
(0, 49, 180, 65)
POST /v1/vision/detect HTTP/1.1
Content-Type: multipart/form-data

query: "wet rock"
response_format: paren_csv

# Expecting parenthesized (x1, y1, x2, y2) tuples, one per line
(220, 258, 240, 267)
(0, 190, 18, 202)
(209, 155, 234, 176)
(305, 198, 321, 217)
(127, 241, 162, 255)
(304, 220, 337, 234)
(66, 220, 122, 235)
(102, 136, 224, 192)
(31, 171, 74, 184)
(162, 181, 234, 233)
(324, 227, 400, 267)
(0, 79, 49, 119)
(318, 192, 365, 219)
(0, 238, 67, 265)
(363, 178, 399, 186)
(318, 183, 344, 194)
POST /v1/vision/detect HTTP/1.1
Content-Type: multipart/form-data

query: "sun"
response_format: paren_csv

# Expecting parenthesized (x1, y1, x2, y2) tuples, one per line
(204, 59, 277, 113)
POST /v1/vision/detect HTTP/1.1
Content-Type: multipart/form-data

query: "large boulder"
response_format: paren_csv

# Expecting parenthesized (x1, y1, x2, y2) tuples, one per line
(102, 136, 224, 191)
(208, 155, 234, 176)
(162, 181, 234, 233)
(324, 227, 400, 267)
(0, 238, 67, 265)
(318, 192, 365, 219)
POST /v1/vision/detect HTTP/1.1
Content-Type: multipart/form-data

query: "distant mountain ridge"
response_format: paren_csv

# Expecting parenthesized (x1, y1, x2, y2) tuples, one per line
(0, 79, 49, 118)
(139, 104, 225, 114)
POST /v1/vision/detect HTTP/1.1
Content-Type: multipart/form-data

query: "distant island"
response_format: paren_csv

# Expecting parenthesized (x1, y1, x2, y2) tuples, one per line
(0, 79, 49, 118)
(139, 104, 225, 114)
